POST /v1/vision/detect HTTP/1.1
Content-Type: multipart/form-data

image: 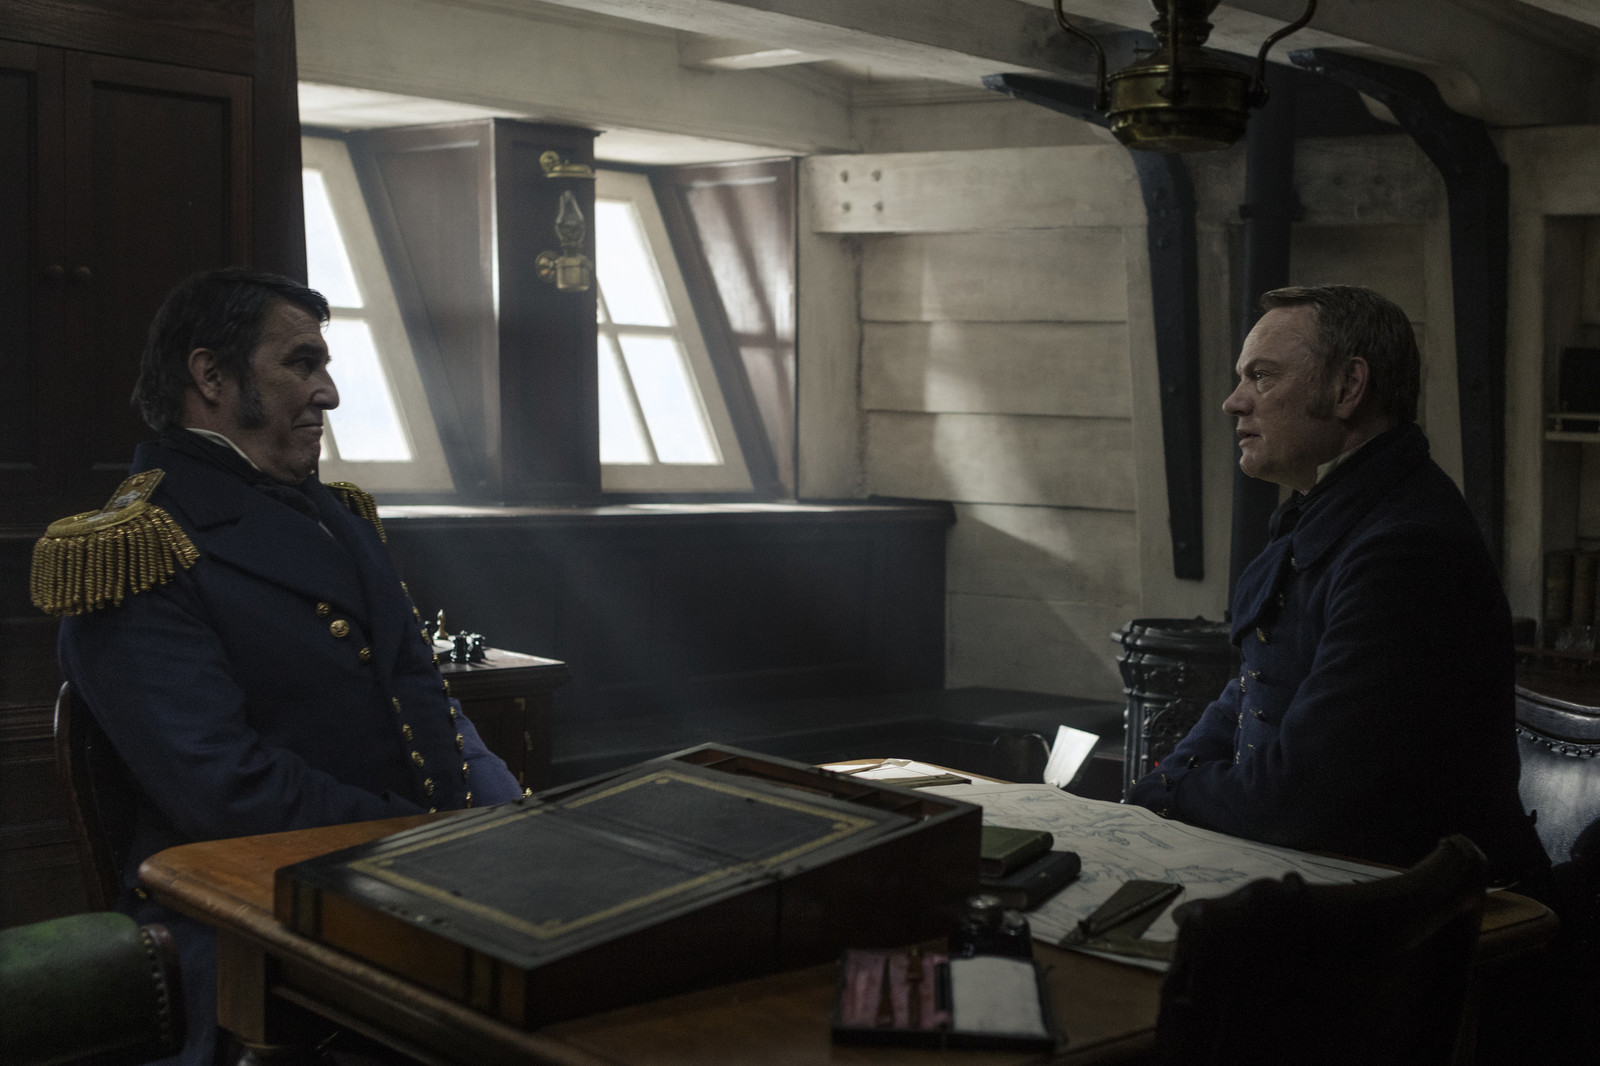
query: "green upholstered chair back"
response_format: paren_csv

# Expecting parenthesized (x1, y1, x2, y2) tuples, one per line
(0, 912, 184, 1066)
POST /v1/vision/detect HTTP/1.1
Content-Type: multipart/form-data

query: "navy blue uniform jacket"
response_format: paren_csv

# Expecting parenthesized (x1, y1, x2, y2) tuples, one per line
(57, 433, 520, 1065)
(1128, 424, 1543, 881)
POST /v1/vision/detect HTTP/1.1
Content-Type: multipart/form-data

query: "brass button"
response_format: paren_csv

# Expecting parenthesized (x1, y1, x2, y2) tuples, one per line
(412, 606, 421, 621)
(391, 698, 402, 714)
(420, 626, 430, 642)
(432, 654, 440, 665)
(402, 724, 414, 742)
(1256, 627, 1268, 644)
(410, 751, 425, 768)
(441, 679, 451, 695)
(455, 732, 465, 751)
(423, 777, 435, 796)
(464, 791, 474, 808)
(330, 619, 350, 638)
(461, 761, 470, 777)
(315, 602, 331, 617)
(449, 705, 459, 720)
(358, 647, 372, 664)
(428, 807, 437, 814)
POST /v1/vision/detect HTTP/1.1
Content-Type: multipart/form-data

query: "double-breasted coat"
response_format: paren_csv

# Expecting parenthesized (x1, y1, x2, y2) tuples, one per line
(1128, 424, 1544, 882)
(53, 431, 521, 1065)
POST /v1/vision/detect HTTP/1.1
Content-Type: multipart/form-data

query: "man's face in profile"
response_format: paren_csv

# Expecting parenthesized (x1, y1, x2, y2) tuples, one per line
(218, 301, 339, 484)
(1223, 305, 1348, 493)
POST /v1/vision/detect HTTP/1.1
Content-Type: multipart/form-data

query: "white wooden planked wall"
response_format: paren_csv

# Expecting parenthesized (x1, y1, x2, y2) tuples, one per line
(798, 136, 1456, 704)
(803, 147, 1146, 700)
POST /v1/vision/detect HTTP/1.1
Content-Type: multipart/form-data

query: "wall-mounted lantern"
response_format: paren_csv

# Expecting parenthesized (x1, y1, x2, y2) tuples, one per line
(536, 190, 593, 292)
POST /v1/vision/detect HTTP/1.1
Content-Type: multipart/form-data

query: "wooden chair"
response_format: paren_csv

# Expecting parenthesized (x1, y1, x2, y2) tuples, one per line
(1155, 834, 1488, 1065)
(53, 681, 137, 911)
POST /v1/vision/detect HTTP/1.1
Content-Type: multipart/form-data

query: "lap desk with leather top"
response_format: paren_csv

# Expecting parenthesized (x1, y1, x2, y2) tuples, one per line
(140, 748, 1558, 1066)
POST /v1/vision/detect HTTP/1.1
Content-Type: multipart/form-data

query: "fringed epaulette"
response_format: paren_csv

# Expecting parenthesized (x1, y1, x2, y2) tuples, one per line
(30, 470, 199, 617)
(327, 481, 386, 543)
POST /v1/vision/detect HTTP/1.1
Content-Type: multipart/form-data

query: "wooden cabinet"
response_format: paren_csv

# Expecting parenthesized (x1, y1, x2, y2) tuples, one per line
(439, 649, 570, 792)
(0, 0, 303, 929)
(0, 39, 251, 523)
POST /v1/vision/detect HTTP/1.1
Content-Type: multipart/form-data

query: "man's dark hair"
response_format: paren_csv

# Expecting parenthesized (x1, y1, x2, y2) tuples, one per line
(132, 268, 330, 431)
(1259, 284, 1421, 426)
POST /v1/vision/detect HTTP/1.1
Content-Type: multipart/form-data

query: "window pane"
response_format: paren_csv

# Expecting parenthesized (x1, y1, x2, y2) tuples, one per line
(595, 199, 671, 327)
(302, 170, 364, 308)
(324, 317, 412, 461)
(599, 335, 651, 463)
(617, 335, 718, 464)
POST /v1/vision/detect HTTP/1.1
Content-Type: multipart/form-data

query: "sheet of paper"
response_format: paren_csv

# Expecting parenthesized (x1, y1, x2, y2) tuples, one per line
(921, 781, 1384, 959)
(1041, 725, 1098, 788)
(817, 759, 961, 781)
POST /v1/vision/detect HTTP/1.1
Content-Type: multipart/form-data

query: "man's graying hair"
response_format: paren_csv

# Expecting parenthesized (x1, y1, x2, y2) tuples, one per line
(1259, 284, 1421, 426)
(133, 268, 330, 431)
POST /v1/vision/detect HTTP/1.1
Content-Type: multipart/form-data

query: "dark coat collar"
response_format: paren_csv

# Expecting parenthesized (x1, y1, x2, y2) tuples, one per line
(1230, 424, 1427, 643)
(133, 439, 371, 624)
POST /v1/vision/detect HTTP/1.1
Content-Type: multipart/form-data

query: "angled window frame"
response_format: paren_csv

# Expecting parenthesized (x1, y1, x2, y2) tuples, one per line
(596, 168, 753, 494)
(301, 134, 454, 493)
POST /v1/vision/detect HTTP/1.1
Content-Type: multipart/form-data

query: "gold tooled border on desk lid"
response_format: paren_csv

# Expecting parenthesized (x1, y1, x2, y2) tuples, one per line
(345, 768, 882, 942)
(30, 470, 200, 617)
(326, 481, 385, 542)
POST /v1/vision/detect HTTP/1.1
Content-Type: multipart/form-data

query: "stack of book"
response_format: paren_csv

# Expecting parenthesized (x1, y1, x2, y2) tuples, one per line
(978, 826, 1081, 910)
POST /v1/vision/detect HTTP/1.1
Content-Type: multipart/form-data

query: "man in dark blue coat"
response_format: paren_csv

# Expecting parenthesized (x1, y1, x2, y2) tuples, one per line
(34, 269, 523, 1065)
(1127, 285, 1544, 884)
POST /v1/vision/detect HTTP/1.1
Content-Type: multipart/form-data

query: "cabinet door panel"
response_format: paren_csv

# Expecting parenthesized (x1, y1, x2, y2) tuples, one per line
(61, 52, 251, 501)
(0, 41, 63, 499)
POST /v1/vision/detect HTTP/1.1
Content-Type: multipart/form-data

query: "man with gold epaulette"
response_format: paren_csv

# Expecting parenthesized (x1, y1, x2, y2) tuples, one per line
(32, 269, 522, 1066)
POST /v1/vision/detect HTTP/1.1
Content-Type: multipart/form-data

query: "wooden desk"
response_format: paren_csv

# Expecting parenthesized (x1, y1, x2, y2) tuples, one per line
(439, 648, 568, 791)
(140, 816, 1557, 1066)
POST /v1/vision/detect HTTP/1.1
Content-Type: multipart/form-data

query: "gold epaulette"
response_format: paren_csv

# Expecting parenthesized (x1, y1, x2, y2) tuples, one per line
(30, 470, 200, 617)
(327, 481, 386, 543)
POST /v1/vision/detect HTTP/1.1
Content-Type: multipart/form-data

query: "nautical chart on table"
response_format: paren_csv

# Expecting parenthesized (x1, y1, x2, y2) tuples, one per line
(922, 781, 1385, 962)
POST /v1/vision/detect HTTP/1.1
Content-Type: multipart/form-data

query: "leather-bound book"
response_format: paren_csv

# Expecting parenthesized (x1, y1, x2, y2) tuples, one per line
(275, 745, 981, 1027)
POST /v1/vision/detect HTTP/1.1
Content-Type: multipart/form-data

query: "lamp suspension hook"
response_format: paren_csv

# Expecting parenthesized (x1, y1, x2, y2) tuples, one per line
(1250, 0, 1317, 106)
(1053, 0, 1108, 111)
(1158, 0, 1186, 104)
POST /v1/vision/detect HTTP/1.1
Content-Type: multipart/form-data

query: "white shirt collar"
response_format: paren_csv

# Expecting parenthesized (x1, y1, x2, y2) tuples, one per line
(184, 427, 261, 472)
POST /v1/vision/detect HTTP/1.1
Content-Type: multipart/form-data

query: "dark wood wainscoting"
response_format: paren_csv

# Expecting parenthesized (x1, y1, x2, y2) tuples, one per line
(383, 501, 952, 726)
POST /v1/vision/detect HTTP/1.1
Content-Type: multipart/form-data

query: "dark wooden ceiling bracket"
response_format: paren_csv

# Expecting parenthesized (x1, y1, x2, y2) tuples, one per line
(1230, 66, 1300, 598)
(984, 73, 1205, 580)
(1290, 48, 1508, 566)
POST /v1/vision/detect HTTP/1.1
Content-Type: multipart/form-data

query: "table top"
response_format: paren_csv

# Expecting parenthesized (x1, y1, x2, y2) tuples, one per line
(140, 814, 1557, 1066)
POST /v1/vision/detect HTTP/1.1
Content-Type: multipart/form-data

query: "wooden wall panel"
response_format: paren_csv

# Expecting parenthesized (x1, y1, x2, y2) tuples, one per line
(1289, 223, 1429, 316)
(945, 593, 1128, 702)
(808, 145, 1139, 234)
(865, 412, 1135, 509)
(945, 503, 1138, 605)
(860, 228, 1127, 322)
(383, 504, 951, 722)
(861, 321, 1130, 417)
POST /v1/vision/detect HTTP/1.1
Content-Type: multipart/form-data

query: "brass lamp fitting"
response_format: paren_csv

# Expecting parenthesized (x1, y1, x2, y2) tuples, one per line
(1054, 0, 1317, 152)
(536, 190, 593, 292)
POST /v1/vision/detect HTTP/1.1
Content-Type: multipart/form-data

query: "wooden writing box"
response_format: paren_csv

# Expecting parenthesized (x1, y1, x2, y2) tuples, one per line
(274, 745, 981, 1027)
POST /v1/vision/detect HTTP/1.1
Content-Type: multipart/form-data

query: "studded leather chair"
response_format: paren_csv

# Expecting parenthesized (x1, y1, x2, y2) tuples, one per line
(0, 912, 184, 1066)
(1155, 834, 1487, 1065)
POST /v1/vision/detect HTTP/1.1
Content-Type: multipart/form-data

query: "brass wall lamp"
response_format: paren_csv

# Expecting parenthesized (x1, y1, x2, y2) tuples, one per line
(536, 190, 593, 292)
(1054, 0, 1316, 152)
